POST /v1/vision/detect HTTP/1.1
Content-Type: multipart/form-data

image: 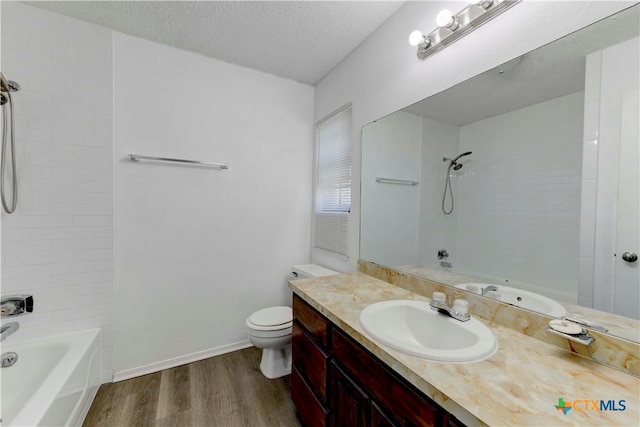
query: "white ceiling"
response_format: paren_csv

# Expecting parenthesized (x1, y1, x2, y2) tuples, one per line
(28, 0, 406, 85)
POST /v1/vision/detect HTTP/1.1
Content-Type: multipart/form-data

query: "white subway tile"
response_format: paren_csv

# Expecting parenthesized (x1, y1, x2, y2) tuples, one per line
(75, 281, 112, 296)
(72, 216, 112, 227)
(93, 227, 113, 238)
(1, 228, 31, 241)
(72, 146, 112, 159)
(52, 271, 112, 287)
(53, 237, 112, 251)
(72, 181, 112, 193)
(3, 1, 112, 373)
(51, 168, 112, 182)
(35, 285, 75, 300)
(1, 215, 73, 229)
(54, 303, 112, 322)
(2, 239, 53, 254)
(92, 292, 113, 305)
(27, 261, 95, 277)
(51, 203, 112, 216)
(92, 194, 113, 205)
(31, 191, 94, 205)
(19, 178, 73, 192)
(3, 251, 73, 266)
(29, 227, 94, 240)
(92, 260, 113, 272)
(74, 313, 112, 329)
(1, 276, 53, 291)
(19, 165, 52, 179)
(73, 249, 113, 261)
(27, 154, 92, 170)
(25, 128, 52, 142)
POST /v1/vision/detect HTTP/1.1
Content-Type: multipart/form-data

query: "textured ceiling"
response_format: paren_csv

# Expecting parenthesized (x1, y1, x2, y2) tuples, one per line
(403, 5, 640, 126)
(28, 0, 405, 85)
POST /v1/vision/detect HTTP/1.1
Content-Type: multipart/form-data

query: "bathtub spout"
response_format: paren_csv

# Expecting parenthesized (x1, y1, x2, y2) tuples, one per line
(1, 321, 19, 341)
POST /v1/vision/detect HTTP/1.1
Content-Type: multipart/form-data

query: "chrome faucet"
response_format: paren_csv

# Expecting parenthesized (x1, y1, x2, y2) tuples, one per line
(1, 294, 33, 317)
(0, 322, 19, 341)
(481, 285, 499, 296)
(430, 292, 470, 322)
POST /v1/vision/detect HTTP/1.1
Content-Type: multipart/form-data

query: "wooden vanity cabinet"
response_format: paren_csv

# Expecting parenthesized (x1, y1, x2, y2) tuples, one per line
(292, 295, 330, 427)
(292, 295, 466, 427)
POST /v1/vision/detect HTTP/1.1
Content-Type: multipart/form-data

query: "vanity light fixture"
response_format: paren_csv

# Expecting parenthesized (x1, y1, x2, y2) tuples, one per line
(410, 0, 521, 61)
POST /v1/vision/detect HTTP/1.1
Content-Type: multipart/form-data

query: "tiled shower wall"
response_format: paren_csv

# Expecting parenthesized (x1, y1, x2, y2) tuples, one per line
(456, 92, 584, 302)
(0, 2, 113, 381)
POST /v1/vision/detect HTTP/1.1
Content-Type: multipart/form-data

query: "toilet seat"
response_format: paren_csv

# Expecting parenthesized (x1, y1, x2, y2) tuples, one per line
(246, 306, 292, 331)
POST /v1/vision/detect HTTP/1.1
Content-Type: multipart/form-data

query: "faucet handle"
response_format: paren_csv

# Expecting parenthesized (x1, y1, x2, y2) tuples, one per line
(432, 292, 447, 303)
(1, 295, 33, 317)
(453, 299, 469, 316)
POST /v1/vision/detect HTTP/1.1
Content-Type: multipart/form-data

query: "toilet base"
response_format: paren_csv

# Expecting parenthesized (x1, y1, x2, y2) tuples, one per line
(259, 345, 292, 379)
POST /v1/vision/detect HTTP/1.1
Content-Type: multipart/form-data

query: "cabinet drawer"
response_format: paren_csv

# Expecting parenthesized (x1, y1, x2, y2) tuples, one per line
(293, 322, 328, 403)
(332, 328, 440, 427)
(293, 295, 329, 347)
(292, 366, 328, 427)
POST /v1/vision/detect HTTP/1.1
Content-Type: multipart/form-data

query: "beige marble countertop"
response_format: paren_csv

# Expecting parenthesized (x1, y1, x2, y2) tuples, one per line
(394, 265, 639, 343)
(289, 272, 640, 427)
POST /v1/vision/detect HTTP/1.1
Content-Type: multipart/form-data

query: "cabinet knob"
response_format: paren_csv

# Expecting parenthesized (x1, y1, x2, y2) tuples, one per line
(621, 252, 638, 263)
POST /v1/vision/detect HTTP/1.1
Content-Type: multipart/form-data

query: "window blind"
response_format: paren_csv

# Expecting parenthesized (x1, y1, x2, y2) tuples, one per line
(314, 104, 352, 256)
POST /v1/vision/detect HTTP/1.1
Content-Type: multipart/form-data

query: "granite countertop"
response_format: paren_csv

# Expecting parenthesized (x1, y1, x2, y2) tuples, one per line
(289, 272, 640, 427)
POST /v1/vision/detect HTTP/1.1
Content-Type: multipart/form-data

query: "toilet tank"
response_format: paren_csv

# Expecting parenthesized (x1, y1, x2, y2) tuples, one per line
(292, 264, 338, 279)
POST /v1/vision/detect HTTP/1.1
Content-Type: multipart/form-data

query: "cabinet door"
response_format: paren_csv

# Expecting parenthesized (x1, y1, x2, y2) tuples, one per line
(292, 323, 328, 403)
(370, 402, 400, 427)
(330, 361, 369, 427)
(292, 366, 328, 427)
(332, 328, 440, 427)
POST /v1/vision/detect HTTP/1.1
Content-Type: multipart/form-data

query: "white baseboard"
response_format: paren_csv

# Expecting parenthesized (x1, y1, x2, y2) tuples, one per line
(112, 340, 253, 382)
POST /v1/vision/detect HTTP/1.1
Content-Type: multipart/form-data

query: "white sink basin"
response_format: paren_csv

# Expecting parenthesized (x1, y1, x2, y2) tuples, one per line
(455, 284, 567, 318)
(359, 300, 497, 363)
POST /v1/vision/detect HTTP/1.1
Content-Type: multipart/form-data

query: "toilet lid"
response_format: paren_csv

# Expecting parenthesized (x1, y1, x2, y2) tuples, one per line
(248, 306, 292, 327)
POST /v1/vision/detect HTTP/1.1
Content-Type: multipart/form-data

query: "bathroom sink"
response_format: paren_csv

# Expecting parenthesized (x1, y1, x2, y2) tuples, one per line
(359, 300, 497, 363)
(455, 284, 567, 318)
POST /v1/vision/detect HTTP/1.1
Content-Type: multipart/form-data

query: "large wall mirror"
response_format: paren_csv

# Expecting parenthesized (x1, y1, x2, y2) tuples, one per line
(361, 5, 639, 343)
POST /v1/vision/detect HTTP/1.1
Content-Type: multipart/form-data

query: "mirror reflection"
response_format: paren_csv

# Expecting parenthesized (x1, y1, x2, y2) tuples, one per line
(361, 6, 639, 342)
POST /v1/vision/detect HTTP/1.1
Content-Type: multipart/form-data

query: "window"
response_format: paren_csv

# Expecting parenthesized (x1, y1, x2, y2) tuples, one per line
(314, 104, 352, 256)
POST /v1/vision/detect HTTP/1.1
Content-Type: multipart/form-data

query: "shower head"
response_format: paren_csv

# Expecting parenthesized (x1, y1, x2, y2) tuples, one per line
(451, 151, 472, 163)
(444, 151, 472, 170)
(0, 73, 20, 93)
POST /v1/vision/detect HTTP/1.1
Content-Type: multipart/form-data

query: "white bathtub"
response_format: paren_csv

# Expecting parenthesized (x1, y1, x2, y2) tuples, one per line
(0, 329, 101, 427)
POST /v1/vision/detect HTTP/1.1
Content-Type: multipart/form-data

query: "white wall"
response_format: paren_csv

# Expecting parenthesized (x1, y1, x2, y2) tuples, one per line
(1, 2, 114, 381)
(113, 33, 314, 379)
(361, 111, 421, 266)
(313, 0, 634, 273)
(417, 117, 460, 268)
(456, 92, 584, 301)
(587, 36, 640, 317)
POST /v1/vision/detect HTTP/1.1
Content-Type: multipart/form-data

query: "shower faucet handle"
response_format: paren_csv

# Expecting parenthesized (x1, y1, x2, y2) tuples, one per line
(437, 249, 449, 259)
(0, 295, 33, 317)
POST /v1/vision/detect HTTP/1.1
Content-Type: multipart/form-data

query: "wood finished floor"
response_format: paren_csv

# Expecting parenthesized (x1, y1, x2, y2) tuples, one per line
(83, 347, 302, 427)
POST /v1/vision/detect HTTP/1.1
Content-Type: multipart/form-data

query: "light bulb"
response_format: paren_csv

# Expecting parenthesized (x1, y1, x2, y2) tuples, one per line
(436, 9, 453, 27)
(409, 30, 425, 47)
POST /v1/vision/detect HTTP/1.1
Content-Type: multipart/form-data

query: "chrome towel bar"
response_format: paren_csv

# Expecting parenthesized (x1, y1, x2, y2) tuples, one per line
(128, 154, 228, 169)
(375, 177, 419, 186)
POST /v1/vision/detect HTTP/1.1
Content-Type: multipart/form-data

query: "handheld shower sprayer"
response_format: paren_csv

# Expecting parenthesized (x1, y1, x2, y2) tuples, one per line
(442, 151, 472, 215)
(1, 71, 20, 214)
(443, 151, 472, 170)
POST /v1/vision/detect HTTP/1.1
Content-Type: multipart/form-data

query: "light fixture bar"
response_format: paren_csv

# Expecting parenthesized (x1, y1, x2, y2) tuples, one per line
(413, 0, 521, 61)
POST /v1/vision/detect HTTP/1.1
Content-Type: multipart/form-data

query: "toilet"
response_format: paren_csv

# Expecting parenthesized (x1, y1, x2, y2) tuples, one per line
(246, 264, 338, 379)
